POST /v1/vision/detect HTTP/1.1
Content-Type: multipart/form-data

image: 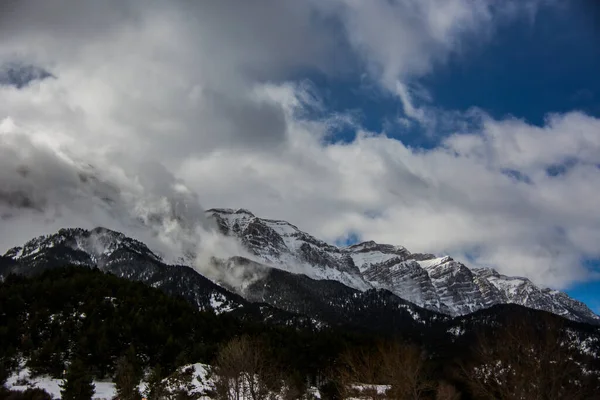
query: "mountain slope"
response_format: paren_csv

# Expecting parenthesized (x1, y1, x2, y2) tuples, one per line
(211, 256, 444, 333)
(0, 227, 318, 328)
(208, 208, 372, 291)
(2, 217, 598, 326)
(1, 227, 243, 314)
(206, 208, 600, 324)
(0, 228, 448, 332)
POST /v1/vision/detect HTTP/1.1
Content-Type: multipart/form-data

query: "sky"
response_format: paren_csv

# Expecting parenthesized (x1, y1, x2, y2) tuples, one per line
(0, 0, 599, 312)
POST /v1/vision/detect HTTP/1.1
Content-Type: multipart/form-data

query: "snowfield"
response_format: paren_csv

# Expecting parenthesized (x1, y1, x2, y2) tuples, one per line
(6, 368, 116, 400)
(6, 364, 398, 399)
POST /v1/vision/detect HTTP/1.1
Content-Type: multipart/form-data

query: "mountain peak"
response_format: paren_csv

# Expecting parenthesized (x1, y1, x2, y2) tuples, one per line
(204, 207, 600, 324)
(207, 208, 256, 217)
(4, 227, 161, 264)
(345, 240, 407, 255)
(6, 208, 597, 325)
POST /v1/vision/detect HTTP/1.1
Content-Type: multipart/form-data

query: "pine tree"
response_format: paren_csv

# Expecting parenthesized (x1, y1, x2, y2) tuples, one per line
(114, 355, 142, 400)
(60, 359, 95, 400)
(144, 365, 167, 400)
(0, 359, 9, 387)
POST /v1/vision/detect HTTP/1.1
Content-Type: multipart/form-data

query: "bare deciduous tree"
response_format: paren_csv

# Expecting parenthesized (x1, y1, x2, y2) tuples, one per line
(435, 381, 461, 400)
(461, 315, 598, 400)
(212, 335, 281, 400)
(337, 340, 435, 400)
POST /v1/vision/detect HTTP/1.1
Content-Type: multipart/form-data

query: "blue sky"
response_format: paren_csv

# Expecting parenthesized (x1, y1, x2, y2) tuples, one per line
(317, 2, 600, 136)
(423, 2, 600, 124)
(573, 260, 600, 314)
(2, 1, 600, 314)
(323, 2, 600, 312)
(420, 3, 600, 312)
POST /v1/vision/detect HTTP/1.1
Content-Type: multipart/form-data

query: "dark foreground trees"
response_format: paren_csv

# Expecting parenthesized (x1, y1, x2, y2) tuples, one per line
(114, 352, 142, 400)
(144, 366, 168, 400)
(336, 340, 441, 399)
(211, 335, 318, 400)
(60, 358, 95, 400)
(0, 388, 53, 400)
(460, 315, 600, 400)
(1, 267, 599, 400)
(212, 335, 282, 400)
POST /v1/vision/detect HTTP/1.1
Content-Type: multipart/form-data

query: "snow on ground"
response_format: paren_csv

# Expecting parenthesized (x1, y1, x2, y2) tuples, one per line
(165, 363, 214, 399)
(209, 292, 236, 314)
(344, 384, 391, 399)
(447, 325, 466, 336)
(6, 368, 116, 400)
(6, 364, 405, 399)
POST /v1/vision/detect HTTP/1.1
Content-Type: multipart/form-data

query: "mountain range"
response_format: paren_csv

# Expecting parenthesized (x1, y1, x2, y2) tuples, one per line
(1, 207, 598, 329)
(206, 208, 599, 324)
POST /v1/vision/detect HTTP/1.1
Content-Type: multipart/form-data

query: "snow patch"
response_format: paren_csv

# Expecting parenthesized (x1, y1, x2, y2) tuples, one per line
(6, 369, 116, 400)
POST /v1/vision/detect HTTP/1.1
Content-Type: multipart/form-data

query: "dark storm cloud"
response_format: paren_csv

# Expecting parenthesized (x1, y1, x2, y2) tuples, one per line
(3, 0, 598, 290)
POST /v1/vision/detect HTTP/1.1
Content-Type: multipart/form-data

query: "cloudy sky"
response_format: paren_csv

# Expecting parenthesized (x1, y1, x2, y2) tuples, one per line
(1, 0, 599, 311)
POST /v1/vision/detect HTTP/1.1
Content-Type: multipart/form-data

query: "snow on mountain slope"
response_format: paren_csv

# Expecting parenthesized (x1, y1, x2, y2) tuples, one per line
(1, 228, 246, 315)
(206, 208, 600, 324)
(472, 267, 599, 322)
(361, 259, 448, 313)
(344, 240, 410, 273)
(208, 208, 372, 291)
(416, 257, 490, 315)
(2, 209, 598, 325)
(4, 227, 162, 268)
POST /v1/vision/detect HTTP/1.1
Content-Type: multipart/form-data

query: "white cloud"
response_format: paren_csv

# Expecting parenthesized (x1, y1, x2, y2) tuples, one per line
(328, 0, 552, 124)
(181, 109, 600, 288)
(0, 0, 595, 291)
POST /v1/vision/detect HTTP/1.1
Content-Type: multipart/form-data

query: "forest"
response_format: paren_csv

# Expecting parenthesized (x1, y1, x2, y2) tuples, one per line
(1, 266, 599, 399)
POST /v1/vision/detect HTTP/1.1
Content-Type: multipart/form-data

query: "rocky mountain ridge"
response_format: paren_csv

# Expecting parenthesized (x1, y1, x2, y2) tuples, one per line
(0, 227, 440, 332)
(1, 210, 598, 326)
(0, 227, 318, 328)
(206, 208, 600, 324)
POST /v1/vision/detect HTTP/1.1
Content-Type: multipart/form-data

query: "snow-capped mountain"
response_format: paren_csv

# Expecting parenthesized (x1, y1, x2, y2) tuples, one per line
(2, 210, 598, 326)
(1, 227, 242, 314)
(206, 208, 600, 324)
(208, 208, 372, 291)
(0, 227, 443, 332)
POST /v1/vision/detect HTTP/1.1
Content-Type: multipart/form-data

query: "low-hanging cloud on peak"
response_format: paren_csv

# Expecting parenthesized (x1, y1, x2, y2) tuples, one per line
(0, 128, 213, 262)
(1, 0, 597, 290)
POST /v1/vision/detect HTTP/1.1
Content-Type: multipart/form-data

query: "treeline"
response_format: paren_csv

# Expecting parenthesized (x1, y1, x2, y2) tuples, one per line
(0, 267, 368, 380)
(1, 267, 599, 399)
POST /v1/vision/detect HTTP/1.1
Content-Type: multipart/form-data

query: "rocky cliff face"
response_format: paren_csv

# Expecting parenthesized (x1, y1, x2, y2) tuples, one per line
(206, 208, 600, 324)
(2, 209, 598, 326)
(0, 227, 442, 332)
(0, 227, 318, 328)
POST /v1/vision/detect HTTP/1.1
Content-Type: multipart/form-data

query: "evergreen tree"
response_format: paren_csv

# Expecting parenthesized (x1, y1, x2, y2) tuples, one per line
(144, 365, 167, 400)
(60, 359, 95, 400)
(0, 359, 9, 387)
(166, 366, 200, 400)
(114, 355, 142, 400)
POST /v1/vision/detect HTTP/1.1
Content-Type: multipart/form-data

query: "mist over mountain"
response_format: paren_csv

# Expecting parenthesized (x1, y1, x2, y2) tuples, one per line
(2, 211, 598, 326)
(2, 217, 600, 399)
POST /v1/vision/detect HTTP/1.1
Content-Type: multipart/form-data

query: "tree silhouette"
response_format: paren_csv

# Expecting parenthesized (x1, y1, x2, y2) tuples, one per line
(213, 335, 281, 400)
(144, 365, 167, 400)
(60, 358, 95, 400)
(461, 315, 598, 400)
(337, 340, 435, 399)
(114, 353, 142, 400)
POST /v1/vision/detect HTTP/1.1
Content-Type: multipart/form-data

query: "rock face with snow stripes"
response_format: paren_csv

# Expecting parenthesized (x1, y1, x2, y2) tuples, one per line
(2, 227, 248, 316)
(206, 208, 600, 324)
(0, 227, 441, 332)
(209, 208, 372, 291)
(2, 209, 599, 326)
